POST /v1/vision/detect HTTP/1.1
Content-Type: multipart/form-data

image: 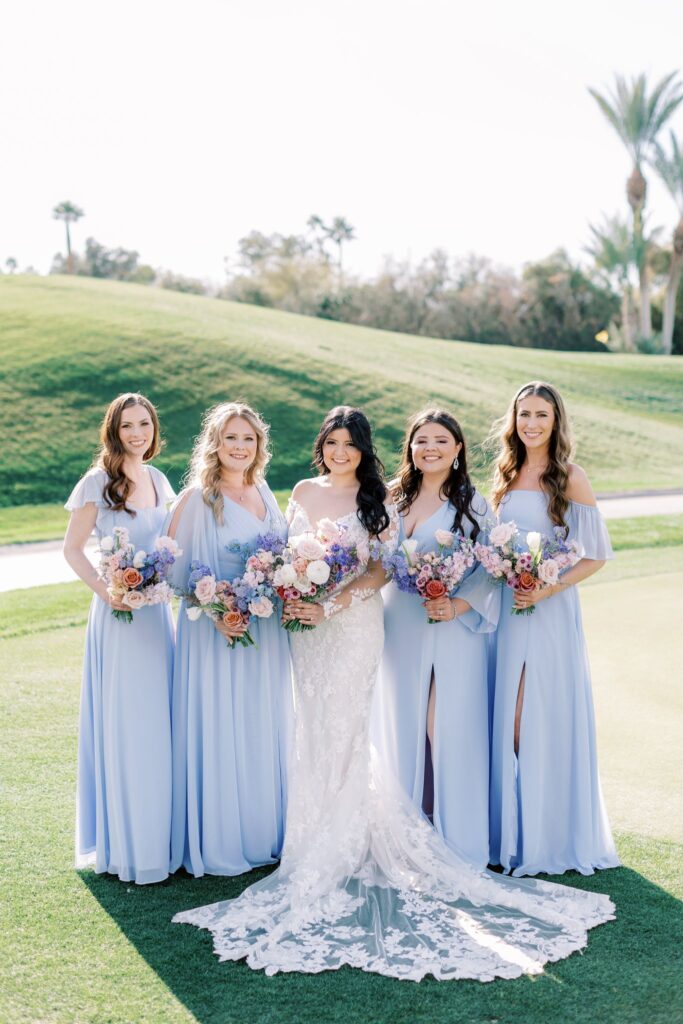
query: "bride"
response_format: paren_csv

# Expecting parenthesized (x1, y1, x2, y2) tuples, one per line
(173, 406, 615, 982)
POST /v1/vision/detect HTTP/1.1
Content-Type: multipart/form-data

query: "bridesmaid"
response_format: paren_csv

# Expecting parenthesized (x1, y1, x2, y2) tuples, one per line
(372, 409, 499, 866)
(488, 380, 620, 877)
(63, 392, 175, 884)
(167, 402, 292, 877)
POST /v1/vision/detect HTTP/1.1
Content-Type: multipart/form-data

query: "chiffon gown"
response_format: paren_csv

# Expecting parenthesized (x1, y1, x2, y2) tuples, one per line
(373, 496, 500, 866)
(168, 484, 292, 877)
(173, 500, 615, 982)
(489, 490, 620, 877)
(66, 465, 175, 884)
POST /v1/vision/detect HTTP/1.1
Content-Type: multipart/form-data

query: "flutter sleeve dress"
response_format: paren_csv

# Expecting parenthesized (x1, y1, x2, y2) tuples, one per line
(488, 491, 620, 877)
(66, 464, 175, 884)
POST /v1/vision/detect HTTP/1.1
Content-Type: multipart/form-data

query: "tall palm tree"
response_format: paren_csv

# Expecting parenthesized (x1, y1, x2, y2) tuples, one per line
(586, 215, 636, 350)
(653, 131, 683, 355)
(52, 200, 84, 273)
(328, 216, 356, 275)
(589, 72, 683, 340)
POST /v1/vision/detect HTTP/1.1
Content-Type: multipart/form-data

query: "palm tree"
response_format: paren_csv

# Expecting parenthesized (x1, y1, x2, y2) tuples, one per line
(653, 131, 683, 355)
(586, 215, 636, 350)
(52, 201, 84, 273)
(589, 72, 683, 340)
(328, 216, 356, 275)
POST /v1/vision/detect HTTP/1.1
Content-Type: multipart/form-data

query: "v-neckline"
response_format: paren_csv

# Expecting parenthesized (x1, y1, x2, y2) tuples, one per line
(126, 466, 161, 511)
(222, 484, 269, 524)
(402, 501, 446, 540)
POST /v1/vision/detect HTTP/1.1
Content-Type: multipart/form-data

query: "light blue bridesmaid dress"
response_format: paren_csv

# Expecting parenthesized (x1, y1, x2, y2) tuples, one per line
(66, 465, 175, 884)
(489, 490, 620, 877)
(169, 484, 292, 877)
(372, 495, 500, 866)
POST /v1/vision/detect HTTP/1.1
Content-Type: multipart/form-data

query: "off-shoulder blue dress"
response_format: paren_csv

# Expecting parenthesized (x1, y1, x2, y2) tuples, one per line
(168, 484, 292, 877)
(489, 490, 620, 876)
(372, 496, 500, 866)
(66, 465, 175, 884)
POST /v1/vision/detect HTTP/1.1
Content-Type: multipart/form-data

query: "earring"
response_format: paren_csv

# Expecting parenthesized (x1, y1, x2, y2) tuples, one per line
(452, 457, 459, 470)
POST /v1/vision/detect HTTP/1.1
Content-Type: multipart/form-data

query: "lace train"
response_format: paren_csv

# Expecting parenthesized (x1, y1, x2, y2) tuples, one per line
(173, 504, 614, 981)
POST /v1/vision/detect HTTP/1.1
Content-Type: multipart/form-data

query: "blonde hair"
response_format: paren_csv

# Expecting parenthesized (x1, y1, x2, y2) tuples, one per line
(187, 402, 271, 523)
(490, 381, 574, 531)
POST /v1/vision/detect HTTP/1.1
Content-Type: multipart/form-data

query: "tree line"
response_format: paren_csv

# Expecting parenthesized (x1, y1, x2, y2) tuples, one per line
(7, 71, 681, 354)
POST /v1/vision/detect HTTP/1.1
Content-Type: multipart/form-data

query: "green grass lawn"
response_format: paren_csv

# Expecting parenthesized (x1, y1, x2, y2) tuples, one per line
(1, 557, 682, 1024)
(1, 275, 682, 509)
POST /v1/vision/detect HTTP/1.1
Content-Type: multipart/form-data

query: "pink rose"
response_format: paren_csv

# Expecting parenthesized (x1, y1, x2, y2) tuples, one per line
(295, 535, 325, 560)
(122, 590, 146, 609)
(194, 575, 217, 605)
(249, 596, 274, 618)
(538, 559, 559, 585)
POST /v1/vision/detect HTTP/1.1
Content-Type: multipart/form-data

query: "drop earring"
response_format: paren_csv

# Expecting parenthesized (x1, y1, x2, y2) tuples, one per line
(452, 457, 459, 470)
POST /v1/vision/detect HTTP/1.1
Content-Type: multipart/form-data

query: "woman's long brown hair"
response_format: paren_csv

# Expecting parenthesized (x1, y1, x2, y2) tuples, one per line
(96, 393, 162, 514)
(490, 381, 574, 531)
(393, 408, 480, 541)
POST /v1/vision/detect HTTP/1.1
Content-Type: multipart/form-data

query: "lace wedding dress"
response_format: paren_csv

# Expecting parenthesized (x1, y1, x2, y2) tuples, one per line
(173, 501, 615, 981)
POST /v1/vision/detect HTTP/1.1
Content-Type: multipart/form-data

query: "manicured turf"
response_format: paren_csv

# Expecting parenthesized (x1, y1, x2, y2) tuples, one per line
(1, 275, 682, 509)
(1, 562, 681, 1024)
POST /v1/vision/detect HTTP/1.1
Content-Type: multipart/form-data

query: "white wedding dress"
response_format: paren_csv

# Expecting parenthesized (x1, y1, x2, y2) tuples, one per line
(173, 501, 615, 981)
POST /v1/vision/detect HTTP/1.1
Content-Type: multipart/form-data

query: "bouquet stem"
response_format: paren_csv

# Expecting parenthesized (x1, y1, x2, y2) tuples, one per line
(112, 609, 133, 624)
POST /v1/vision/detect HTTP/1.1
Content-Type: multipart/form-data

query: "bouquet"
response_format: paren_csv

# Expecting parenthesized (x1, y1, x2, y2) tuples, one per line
(98, 526, 181, 623)
(382, 529, 475, 623)
(474, 521, 582, 615)
(262, 518, 362, 632)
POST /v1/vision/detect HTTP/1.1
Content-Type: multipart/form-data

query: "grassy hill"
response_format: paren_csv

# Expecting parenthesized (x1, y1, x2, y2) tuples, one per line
(1, 274, 682, 507)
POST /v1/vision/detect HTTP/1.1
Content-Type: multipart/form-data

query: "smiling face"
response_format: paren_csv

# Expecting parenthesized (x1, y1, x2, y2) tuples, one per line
(217, 415, 258, 474)
(410, 421, 462, 476)
(118, 403, 155, 458)
(515, 395, 556, 453)
(321, 427, 362, 477)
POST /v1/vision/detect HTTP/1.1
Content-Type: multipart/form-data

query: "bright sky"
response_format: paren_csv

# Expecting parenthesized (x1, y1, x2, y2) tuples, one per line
(2, 0, 683, 284)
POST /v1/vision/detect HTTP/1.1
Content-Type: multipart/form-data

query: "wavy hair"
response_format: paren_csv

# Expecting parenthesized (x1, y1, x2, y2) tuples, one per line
(490, 381, 574, 531)
(187, 402, 271, 524)
(95, 392, 162, 514)
(312, 406, 389, 537)
(393, 408, 480, 541)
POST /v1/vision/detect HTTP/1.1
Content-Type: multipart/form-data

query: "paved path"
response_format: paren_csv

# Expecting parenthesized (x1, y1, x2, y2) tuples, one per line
(1, 493, 682, 594)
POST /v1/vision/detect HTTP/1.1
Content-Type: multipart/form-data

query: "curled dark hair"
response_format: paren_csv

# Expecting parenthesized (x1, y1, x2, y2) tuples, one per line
(95, 392, 162, 515)
(313, 406, 389, 537)
(394, 408, 480, 542)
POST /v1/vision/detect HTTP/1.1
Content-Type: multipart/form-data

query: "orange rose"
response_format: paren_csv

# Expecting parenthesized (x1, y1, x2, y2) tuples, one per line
(222, 610, 244, 630)
(425, 579, 447, 599)
(122, 568, 143, 588)
(517, 571, 537, 592)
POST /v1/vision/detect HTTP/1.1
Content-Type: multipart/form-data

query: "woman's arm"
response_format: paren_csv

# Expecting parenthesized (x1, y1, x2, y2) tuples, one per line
(63, 505, 127, 610)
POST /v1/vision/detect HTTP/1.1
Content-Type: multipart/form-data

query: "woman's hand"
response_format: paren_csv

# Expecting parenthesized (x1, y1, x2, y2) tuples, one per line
(513, 583, 559, 610)
(283, 599, 325, 627)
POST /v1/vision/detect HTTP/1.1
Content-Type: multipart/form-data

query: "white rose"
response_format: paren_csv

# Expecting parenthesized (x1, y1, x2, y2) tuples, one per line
(295, 534, 326, 560)
(434, 529, 454, 547)
(538, 559, 559, 585)
(274, 563, 297, 587)
(186, 605, 203, 621)
(295, 577, 315, 595)
(100, 536, 114, 552)
(526, 531, 542, 553)
(133, 549, 147, 568)
(306, 559, 331, 585)
(489, 522, 516, 547)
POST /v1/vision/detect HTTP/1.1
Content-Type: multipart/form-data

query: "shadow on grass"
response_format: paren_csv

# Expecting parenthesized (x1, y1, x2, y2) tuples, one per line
(80, 839, 683, 1024)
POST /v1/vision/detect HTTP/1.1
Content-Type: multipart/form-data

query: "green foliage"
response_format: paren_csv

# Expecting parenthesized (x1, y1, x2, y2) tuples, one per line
(1, 275, 682, 509)
(607, 514, 683, 551)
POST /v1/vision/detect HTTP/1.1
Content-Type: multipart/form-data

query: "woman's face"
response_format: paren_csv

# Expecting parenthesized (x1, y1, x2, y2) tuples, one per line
(118, 404, 154, 458)
(410, 421, 461, 476)
(515, 396, 555, 452)
(217, 416, 258, 474)
(322, 427, 362, 477)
